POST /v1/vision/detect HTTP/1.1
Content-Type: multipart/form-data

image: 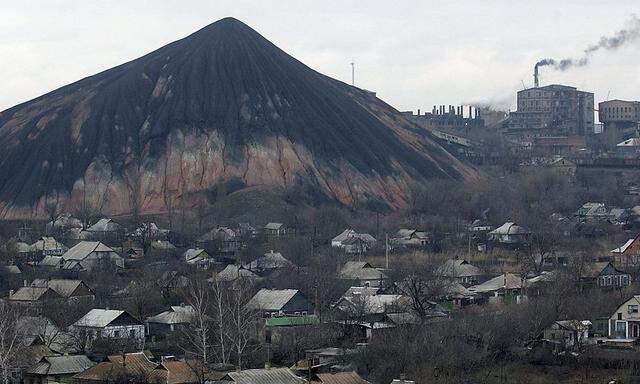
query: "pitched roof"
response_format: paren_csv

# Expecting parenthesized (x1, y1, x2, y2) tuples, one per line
(489, 222, 529, 235)
(265, 315, 320, 327)
(87, 218, 120, 232)
(468, 273, 525, 293)
(611, 238, 637, 254)
(159, 360, 201, 384)
(337, 294, 406, 315)
(31, 279, 91, 298)
(223, 368, 305, 384)
(246, 289, 300, 311)
(73, 309, 140, 328)
(314, 371, 370, 384)
(438, 259, 483, 278)
(215, 265, 262, 282)
(30, 237, 68, 252)
(73, 352, 157, 382)
(27, 355, 94, 376)
(339, 262, 386, 281)
(264, 222, 284, 230)
(147, 306, 195, 325)
(332, 230, 376, 245)
(62, 241, 115, 261)
(9, 287, 59, 302)
(246, 251, 292, 270)
(184, 249, 209, 263)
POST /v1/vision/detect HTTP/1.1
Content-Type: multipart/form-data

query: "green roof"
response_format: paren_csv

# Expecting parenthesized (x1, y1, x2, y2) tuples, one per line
(265, 315, 320, 327)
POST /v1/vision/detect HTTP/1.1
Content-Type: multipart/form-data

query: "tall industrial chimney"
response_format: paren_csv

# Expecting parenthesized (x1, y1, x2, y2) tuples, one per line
(534, 65, 539, 88)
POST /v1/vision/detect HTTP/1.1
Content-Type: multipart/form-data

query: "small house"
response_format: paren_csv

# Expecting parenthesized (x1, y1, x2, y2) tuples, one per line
(244, 250, 293, 276)
(468, 273, 527, 304)
(264, 222, 287, 237)
(611, 234, 640, 267)
(24, 355, 95, 384)
(543, 320, 591, 349)
(71, 309, 144, 348)
(60, 241, 123, 271)
(31, 279, 95, 304)
(579, 262, 630, 290)
(146, 305, 195, 337)
(488, 222, 530, 245)
(246, 289, 313, 318)
(214, 264, 262, 283)
(338, 261, 387, 288)
(608, 296, 640, 339)
(219, 368, 304, 384)
(30, 237, 68, 257)
(437, 259, 484, 285)
(184, 248, 212, 268)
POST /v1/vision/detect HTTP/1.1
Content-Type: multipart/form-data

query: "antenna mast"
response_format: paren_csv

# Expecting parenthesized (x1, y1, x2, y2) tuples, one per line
(350, 61, 355, 86)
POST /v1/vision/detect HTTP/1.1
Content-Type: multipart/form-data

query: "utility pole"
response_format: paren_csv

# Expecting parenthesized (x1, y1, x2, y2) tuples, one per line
(385, 233, 389, 269)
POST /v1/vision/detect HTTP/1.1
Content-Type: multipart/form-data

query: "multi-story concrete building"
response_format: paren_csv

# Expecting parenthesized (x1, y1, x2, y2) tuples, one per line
(598, 99, 640, 146)
(507, 84, 594, 137)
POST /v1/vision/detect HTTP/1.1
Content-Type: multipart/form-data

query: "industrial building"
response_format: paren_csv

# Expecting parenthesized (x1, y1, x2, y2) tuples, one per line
(598, 99, 640, 146)
(507, 84, 594, 137)
(405, 105, 484, 135)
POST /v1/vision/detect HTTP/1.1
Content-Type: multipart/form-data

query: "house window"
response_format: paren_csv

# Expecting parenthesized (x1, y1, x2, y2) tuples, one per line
(129, 329, 136, 338)
(629, 305, 638, 314)
(113, 330, 120, 338)
(618, 313, 623, 320)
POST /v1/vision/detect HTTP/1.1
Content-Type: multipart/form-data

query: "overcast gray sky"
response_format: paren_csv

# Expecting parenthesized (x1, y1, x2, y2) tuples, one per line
(3, 1, 640, 117)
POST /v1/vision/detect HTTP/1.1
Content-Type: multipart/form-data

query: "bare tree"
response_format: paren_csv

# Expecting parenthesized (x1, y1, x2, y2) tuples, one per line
(180, 280, 213, 379)
(0, 303, 22, 384)
(225, 279, 258, 369)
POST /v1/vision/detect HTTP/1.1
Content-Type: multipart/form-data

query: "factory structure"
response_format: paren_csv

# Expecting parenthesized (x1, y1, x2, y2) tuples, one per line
(507, 84, 594, 137)
(406, 105, 485, 135)
(598, 99, 640, 147)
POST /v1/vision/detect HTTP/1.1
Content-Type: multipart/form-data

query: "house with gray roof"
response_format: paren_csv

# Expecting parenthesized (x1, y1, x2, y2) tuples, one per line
(146, 305, 195, 337)
(25, 355, 95, 384)
(7, 286, 62, 308)
(246, 289, 313, 318)
(264, 222, 287, 237)
(437, 259, 484, 285)
(31, 279, 95, 303)
(72, 309, 144, 348)
(339, 262, 387, 288)
(220, 367, 305, 384)
(332, 229, 377, 254)
(59, 241, 123, 271)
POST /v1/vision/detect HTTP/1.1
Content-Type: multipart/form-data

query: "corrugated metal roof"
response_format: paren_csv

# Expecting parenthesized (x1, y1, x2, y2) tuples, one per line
(147, 305, 195, 325)
(9, 287, 57, 302)
(62, 241, 115, 261)
(74, 352, 156, 381)
(31, 279, 89, 298)
(264, 222, 284, 230)
(315, 371, 369, 384)
(438, 259, 483, 278)
(27, 355, 94, 375)
(73, 309, 136, 328)
(216, 265, 262, 282)
(224, 368, 304, 384)
(87, 218, 120, 232)
(246, 289, 299, 311)
(245, 251, 291, 270)
(184, 249, 208, 263)
(468, 273, 524, 293)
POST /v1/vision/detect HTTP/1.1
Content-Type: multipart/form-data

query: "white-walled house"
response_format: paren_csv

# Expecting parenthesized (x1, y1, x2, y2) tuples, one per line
(608, 296, 640, 340)
(72, 309, 144, 347)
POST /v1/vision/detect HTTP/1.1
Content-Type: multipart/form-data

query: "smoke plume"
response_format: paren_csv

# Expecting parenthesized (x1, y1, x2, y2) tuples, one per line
(536, 15, 640, 72)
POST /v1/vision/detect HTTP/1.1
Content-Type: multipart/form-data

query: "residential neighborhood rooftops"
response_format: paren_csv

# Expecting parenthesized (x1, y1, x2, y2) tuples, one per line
(313, 371, 370, 384)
